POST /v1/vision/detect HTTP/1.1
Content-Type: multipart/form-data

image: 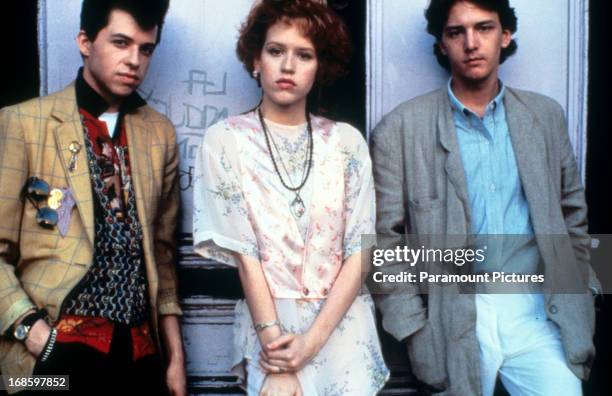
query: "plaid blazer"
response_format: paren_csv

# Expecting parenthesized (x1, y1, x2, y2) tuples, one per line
(0, 83, 182, 379)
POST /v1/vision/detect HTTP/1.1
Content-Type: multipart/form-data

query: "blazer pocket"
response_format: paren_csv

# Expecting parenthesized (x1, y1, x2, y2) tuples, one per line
(406, 321, 449, 391)
(407, 198, 445, 234)
(408, 198, 444, 211)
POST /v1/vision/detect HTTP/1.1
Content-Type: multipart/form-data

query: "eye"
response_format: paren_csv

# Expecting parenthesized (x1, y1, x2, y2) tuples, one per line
(113, 39, 128, 48)
(478, 25, 493, 32)
(298, 52, 315, 61)
(446, 30, 461, 39)
(140, 46, 155, 57)
(267, 47, 283, 56)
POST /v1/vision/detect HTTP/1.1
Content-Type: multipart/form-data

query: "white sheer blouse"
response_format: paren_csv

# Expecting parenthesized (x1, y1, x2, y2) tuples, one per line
(192, 111, 389, 395)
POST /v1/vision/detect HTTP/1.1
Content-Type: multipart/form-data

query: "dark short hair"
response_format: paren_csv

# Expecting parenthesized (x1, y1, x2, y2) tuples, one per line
(236, 0, 352, 86)
(425, 0, 518, 70)
(80, 0, 170, 43)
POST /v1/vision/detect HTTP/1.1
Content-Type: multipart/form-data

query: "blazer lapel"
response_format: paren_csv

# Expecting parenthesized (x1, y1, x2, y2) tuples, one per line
(51, 85, 95, 246)
(125, 111, 159, 300)
(504, 89, 551, 233)
(124, 111, 152, 230)
(505, 89, 564, 298)
(436, 91, 473, 227)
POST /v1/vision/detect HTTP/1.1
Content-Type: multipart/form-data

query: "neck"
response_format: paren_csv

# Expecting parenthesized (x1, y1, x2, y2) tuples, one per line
(450, 73, 500, 118)
(260, 97, 307, 126)
(82, 66, 121, 113)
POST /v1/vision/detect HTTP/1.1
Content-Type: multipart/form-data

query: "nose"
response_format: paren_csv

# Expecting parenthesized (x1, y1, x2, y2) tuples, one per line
(125, 46, 140, 69)
(464, 28, 479, 52)
(280, 53, 296, 74)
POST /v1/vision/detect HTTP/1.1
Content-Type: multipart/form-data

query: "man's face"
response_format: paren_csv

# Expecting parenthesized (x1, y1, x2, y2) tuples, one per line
(77, 9, 158, 108)
(439, 1, 512, 85)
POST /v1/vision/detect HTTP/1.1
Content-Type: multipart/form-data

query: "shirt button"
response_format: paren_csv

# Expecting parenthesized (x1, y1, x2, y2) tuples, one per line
(548, 305, 558, 314)
(322, 288, 329, 296)
(490, 184, 496, 192)
(302, 287, 310, 296)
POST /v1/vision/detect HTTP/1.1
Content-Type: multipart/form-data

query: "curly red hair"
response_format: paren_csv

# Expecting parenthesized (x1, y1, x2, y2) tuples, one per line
(236, 0, 352, 86)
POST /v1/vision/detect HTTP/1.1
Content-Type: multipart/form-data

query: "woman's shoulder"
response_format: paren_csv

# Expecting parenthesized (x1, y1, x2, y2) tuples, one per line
(203, 112, 260, 144)
(311, 115, 366, 147)
(222, 112, 261, 132)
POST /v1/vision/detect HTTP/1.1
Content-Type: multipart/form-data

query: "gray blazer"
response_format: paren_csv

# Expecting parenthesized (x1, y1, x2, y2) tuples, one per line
(370, 87, 599, 395)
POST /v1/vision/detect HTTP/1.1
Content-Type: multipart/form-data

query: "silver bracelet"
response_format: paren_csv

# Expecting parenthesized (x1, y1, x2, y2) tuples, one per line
(39, 328, 57, 362)
(254, 320, 280, 332)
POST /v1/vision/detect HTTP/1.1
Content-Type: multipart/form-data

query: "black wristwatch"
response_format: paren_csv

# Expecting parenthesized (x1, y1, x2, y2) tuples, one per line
(13, 310, 45, 342)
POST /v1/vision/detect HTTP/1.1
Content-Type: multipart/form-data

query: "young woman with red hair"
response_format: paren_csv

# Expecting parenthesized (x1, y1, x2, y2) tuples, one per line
(193, 1, 389, 394)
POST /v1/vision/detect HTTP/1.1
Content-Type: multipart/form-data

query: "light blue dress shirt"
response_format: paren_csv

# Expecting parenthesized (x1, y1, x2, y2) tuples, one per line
(448, 83, 576, 393)
(448, 80, 540, 275)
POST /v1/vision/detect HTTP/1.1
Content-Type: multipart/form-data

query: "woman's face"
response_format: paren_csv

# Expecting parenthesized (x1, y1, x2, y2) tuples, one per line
(254, 19, 318, 113)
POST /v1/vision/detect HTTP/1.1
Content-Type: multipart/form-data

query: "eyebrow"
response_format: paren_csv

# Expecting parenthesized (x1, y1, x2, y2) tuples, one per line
(265, 41, 315, 51)
(110, 33, 133, 42)
(110, 33, 156, 47)
(445, 19, 497, 30)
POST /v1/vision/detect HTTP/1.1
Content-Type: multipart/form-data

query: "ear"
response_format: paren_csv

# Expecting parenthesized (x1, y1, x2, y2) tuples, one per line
(76, 30, 92, 57)
(501, 29, 512, 49)
(438, 41, 448, 56)
(253, 55, 261, 73)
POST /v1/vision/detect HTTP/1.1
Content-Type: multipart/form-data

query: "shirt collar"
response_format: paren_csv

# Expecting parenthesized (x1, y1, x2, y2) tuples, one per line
(447, 78, 506, 119)
(75, 67, 146, 118)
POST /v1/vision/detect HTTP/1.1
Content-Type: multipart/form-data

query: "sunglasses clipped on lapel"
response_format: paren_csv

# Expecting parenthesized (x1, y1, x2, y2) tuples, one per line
(21, 177, 59, 229)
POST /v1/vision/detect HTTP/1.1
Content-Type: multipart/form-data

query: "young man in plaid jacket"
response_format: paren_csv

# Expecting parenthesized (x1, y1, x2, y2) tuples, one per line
(0, 1, 186, 394)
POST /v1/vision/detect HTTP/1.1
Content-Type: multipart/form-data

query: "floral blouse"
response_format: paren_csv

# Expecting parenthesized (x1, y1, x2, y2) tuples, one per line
(192, 111, 376, 299)
(192, 112, 389, 395)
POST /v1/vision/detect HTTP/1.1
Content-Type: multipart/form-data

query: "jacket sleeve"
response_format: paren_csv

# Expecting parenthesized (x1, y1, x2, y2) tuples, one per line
(369, 110, 426, 342)
(0, 107, 36, 334)
(153, 119, 183, 316)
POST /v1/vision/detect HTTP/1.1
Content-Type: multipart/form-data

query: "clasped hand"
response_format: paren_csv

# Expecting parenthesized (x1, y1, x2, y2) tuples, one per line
(259, 332, 319, 374)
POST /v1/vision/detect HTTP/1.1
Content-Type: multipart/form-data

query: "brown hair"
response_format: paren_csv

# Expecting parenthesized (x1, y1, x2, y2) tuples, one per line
(425, 0, 518, 70)
(236, 0, 352, 86)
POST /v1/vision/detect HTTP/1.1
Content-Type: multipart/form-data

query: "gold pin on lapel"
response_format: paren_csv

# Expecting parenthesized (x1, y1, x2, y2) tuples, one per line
(68, 141, 81, 172)
(47, 188, 64, 210)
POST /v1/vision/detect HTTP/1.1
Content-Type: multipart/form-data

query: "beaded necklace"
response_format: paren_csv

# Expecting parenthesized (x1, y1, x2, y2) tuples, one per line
(257, 107, 313, 219)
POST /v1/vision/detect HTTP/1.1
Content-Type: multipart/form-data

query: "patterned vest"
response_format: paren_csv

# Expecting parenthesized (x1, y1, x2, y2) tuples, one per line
(63, 111, 148, 325)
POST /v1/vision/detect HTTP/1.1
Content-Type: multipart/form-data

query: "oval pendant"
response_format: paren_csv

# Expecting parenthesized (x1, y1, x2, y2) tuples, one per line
(290, 195, 306, 218)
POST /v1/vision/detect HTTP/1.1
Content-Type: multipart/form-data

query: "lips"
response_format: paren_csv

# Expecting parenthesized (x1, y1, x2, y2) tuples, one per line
(118, 73, 140, 85)
(276, 78, 296, 89)
(465, 58, 485, 65)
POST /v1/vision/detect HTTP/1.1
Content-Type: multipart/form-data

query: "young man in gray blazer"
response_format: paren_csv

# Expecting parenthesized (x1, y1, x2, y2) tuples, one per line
(370, 0, 599, 394)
